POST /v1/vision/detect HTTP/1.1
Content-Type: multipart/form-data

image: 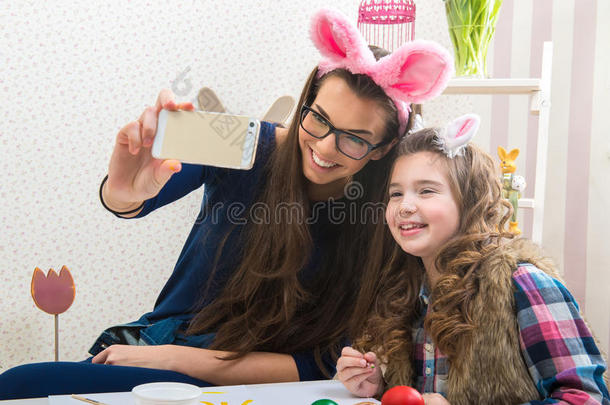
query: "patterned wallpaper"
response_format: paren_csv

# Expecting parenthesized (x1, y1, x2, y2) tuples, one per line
(2, 0, 607, 371)
(0, 0, 458, 370)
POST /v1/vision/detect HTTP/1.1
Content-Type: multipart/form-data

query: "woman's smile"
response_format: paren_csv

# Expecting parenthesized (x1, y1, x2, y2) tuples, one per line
(309, 146, 340, 170)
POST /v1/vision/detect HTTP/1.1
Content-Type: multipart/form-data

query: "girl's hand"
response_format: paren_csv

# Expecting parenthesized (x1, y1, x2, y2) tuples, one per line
(91, 344, 177, 370)
(103, 89, 195, 211)
(336, 346, 383, 398)
(422, 393, 451, 405)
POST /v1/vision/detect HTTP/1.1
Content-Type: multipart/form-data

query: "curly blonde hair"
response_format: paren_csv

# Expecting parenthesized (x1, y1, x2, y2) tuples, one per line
(350, 128, 514, 387)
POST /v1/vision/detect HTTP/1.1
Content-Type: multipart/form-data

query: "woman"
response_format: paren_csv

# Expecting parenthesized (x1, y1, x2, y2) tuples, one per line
(0, 8, 452, 398)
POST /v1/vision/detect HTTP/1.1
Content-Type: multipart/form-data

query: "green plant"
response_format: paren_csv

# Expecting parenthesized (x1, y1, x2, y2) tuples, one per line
(444, 0, 503, 77)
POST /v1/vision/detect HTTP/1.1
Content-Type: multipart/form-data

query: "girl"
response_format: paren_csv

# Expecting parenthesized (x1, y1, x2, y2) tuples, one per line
(337, 116, 609, 404)
(0, 9, 453, 399)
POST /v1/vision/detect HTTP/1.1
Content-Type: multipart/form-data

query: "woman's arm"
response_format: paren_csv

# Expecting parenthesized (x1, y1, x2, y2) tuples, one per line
(92, 344, 299, 385)
(512, 265, 609, 404)
(102, 91, 194, 217)
(170, 346, 299, 385)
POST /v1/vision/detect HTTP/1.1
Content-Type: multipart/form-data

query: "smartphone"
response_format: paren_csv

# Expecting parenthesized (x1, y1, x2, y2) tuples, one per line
(152, 109, 261, 170)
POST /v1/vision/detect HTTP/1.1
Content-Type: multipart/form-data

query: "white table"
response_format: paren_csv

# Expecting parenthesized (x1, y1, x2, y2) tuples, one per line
(0, 380, 379, 404)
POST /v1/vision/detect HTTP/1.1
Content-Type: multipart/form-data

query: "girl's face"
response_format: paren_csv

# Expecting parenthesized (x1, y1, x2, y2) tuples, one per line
(298, 76, 391, 198)
(385, 152, 460, 267)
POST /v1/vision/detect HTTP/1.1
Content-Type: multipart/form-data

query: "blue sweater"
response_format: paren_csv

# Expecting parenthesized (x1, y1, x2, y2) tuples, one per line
(90, 122, 336, 380)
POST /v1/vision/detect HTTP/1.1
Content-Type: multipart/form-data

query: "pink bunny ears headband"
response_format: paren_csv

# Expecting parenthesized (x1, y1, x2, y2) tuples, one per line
(433, 114, 480, 158)
(310, 8, 454, 136)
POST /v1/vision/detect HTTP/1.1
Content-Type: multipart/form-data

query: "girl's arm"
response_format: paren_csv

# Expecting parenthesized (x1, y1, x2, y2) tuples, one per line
(512, 265, 609, 404)
(92, 344, 299, 385)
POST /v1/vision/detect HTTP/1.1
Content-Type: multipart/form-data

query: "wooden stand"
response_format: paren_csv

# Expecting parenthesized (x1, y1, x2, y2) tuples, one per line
(54, 314, 58, 362)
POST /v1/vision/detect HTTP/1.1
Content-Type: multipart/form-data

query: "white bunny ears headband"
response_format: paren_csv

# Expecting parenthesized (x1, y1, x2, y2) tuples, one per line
(310, 8, 454, 136)
(433, 114, 480, 158)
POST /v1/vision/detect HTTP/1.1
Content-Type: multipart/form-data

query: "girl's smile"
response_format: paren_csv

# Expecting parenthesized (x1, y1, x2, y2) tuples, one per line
(397, 221, 427, 236)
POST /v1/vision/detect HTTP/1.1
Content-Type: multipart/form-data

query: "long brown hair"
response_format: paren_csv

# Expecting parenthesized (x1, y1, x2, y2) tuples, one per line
(351, 128, 514, 385)
(188, 47, 415, 376)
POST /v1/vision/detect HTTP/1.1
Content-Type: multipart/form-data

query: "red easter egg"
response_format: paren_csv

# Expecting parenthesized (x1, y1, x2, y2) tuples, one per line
(381, 386, 424, 405)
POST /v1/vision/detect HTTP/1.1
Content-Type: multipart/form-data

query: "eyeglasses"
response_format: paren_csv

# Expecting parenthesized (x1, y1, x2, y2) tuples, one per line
(299, 105, 389, 160)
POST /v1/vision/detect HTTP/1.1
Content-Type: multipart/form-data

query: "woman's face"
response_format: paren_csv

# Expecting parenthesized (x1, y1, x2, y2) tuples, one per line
(385, 152, 460, 266)
(298, 75, 392, 198)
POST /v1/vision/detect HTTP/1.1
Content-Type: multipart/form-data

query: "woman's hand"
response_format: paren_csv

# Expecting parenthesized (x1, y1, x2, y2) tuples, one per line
(91, 344, 299, 385)
(422, 393, 451, 405)
(103, 89, 195, 213)
(91, 344, 179, 370)
(336, 346, 383, 398)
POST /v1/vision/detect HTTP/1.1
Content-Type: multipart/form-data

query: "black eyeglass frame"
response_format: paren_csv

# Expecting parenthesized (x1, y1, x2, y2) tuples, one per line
(299, 105, 390, 161)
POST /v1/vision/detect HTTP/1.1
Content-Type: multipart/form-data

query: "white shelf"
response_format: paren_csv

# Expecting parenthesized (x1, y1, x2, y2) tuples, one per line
(443, 78, 541, 95)
(518, 198, 534, 209)
(436, 42, 552, 243)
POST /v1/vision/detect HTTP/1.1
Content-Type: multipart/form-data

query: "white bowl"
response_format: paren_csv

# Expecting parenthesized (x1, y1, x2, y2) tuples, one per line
(132, 382, 202, 405)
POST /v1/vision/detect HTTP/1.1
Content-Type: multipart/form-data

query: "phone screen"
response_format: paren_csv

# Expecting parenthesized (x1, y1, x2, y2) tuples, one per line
(153, 110, 260, 170)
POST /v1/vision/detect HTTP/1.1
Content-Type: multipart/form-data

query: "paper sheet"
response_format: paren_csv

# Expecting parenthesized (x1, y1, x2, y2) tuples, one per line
(48, 381, 379, 405)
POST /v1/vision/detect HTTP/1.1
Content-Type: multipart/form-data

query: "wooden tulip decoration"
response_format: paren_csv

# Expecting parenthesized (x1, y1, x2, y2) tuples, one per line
(31, 265, 75, 361)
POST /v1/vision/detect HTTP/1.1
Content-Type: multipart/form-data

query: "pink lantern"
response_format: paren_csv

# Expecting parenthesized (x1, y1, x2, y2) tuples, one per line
(357, 0, 416, 51)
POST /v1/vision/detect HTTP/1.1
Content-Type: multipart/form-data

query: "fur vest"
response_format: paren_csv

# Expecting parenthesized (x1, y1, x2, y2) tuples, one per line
(387, 239, 561, 405)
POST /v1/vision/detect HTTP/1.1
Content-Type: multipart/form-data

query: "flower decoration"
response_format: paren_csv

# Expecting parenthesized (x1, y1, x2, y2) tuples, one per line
(31, 265, 75, 315)
(444, 0, 503, 77)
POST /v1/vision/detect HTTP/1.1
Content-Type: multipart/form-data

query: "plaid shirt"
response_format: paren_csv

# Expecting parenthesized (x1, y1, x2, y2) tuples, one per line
(412, 263, 609, 404)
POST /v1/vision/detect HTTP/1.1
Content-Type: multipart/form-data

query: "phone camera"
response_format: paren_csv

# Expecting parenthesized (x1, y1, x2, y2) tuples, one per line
(249, 122, 254, 127)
